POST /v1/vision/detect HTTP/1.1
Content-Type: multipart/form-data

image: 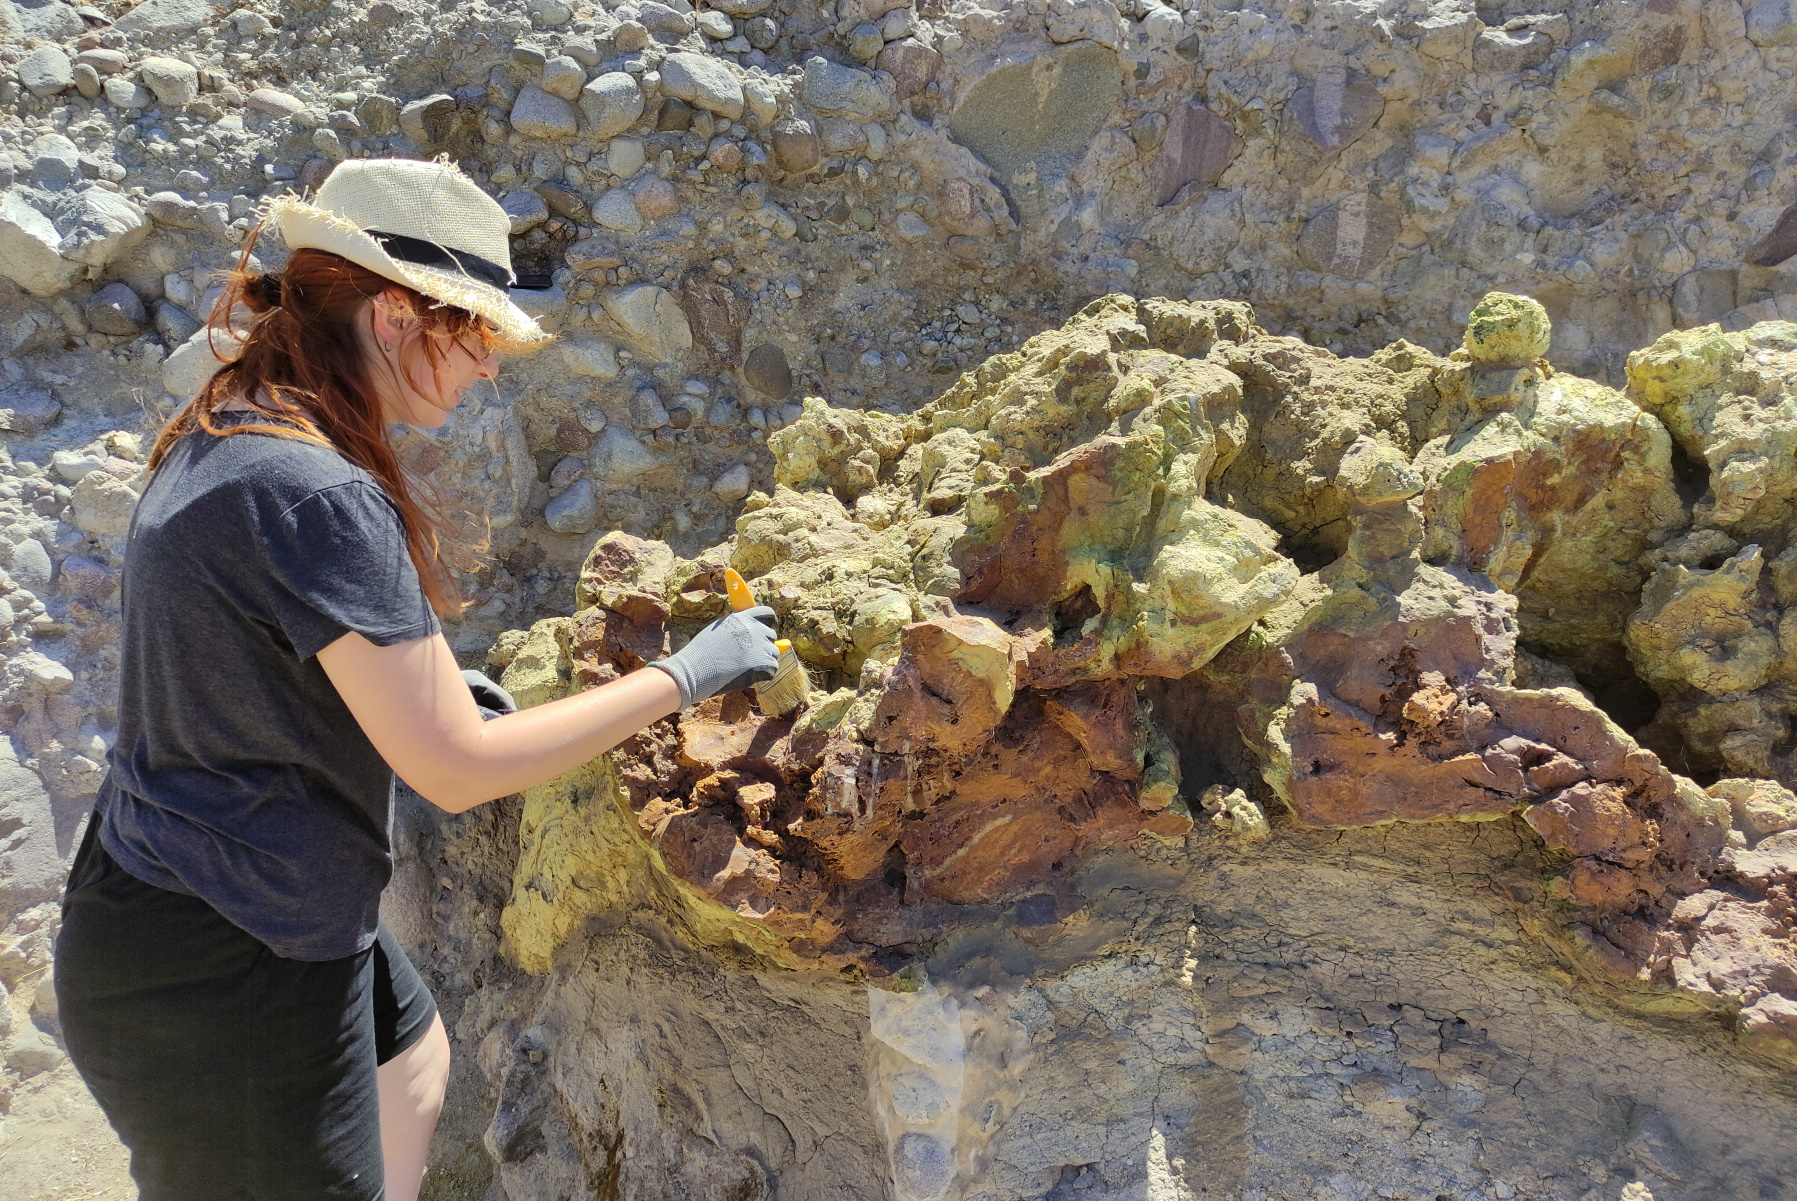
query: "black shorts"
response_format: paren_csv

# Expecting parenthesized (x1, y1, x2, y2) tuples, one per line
(53, 813, 437, 1201)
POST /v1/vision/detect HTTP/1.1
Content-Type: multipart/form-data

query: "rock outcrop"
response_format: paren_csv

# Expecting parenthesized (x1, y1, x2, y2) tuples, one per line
(483, 293, 1797, 1083)
(10, 0, 1797, 1189)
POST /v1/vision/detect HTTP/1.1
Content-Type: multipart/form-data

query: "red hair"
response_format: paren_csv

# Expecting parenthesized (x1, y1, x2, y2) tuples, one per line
(149, 223, 519, 618)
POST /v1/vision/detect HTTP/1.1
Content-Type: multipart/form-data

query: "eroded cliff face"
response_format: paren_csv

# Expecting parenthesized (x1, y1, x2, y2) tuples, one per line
(370, 292, 1797, 1200)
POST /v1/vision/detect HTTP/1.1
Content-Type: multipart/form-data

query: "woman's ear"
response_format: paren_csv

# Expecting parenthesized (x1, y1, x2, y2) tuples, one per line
(368, 289, 413, 347)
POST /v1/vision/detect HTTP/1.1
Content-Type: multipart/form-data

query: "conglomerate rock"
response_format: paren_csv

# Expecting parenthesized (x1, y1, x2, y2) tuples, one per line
(1623, 322, 1797, 789)
(487, 292, 1797, 1077)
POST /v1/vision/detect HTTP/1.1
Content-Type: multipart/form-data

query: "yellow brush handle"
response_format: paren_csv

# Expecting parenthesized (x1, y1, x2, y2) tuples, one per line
(775, 638, 792, 653)
(722, 567, 756, 612)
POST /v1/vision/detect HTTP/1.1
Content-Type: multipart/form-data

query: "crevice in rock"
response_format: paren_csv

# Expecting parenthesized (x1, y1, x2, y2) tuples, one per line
(1667, 438, 1711, 509)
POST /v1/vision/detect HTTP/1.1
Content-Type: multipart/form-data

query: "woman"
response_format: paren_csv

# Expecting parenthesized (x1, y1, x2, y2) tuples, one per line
(52, 157, 781, 1200)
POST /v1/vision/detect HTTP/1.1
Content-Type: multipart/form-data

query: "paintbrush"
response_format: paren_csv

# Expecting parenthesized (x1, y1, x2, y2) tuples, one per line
(722, 567, 809, 716)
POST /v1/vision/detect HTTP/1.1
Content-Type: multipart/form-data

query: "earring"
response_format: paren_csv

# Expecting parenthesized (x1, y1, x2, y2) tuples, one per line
(383, 343, 394, 352)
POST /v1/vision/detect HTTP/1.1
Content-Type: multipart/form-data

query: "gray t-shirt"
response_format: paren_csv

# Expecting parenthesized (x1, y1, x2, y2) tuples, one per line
(97, 410, 440, 961)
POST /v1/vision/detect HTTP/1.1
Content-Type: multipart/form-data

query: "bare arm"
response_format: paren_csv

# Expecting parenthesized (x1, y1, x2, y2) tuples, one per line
(317, 628, 681, 813)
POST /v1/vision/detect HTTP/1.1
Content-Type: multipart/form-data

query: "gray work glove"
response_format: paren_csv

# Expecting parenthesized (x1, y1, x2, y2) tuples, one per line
(463, 669, 517, 721)
(650, 605, 781, 708)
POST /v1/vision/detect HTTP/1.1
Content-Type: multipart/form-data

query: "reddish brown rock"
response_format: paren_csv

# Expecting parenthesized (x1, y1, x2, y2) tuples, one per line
(555, 418, 592, 453)
(1525, 780, 1658, 867)
(771, 118, 820, 173)
(955, 438, 1142, 613)
(632, 177, 681, 221)
(1156, 103, 1240, 207)
(677, 277, 749, 366)
(871, 616, 1017, 754)
(570, 606, 668, 684)
(299, 157, 334, 190)
(1041, 679, 1142, 778)
(1286, 72, 1383, 150)
(1633, 21, 1687, 73)
(877, 37, 940, 100)
(1296, 193, 1401, 278)
(574, 531, 675, 616)
(1278, 72, 1382, 182)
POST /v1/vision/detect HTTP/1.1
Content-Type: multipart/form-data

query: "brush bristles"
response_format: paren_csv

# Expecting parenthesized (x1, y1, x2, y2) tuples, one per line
(755, 646, 810, 716)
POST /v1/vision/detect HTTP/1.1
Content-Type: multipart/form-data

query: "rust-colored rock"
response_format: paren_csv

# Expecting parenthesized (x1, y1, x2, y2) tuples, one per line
(871, 615, 1017, 754)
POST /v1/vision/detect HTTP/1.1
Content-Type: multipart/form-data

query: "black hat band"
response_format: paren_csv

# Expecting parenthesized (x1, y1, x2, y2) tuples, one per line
(366, 229, 513, 290)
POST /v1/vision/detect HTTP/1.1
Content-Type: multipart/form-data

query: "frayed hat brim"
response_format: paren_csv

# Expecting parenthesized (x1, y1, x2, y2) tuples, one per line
(262, 193, 551, 348)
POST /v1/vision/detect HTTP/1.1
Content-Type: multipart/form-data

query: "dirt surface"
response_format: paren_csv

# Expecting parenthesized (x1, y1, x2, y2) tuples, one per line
(0, 1065, 130, 1201)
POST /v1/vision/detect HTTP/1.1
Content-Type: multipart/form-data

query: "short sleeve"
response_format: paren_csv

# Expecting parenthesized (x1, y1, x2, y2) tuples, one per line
(259, 480, 441, 660)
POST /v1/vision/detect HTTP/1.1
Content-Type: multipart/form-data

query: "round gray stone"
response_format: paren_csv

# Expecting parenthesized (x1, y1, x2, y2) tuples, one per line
(545, 478, 598, 534)
(580, 72, 645, 141)
(139, 56, 200, 107)
(86, 281, 149, 335)
(7, 538, 54, 590)
(510, 85, 579, 139)
(17, 46, 74, 99)
(659, 52, 744, 120)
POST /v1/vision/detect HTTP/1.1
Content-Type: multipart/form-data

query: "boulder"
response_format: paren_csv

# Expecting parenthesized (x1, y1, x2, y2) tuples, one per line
(711, 462, 751, 502)
(1156, 103, 1240, 206)
(742, 343, 792, 399)
(510, 85, 578, 139)
(3, 0, 84, 40)
(399, 93, 458, 146)
(247, 87, 306, 117)
(86, 281, 149, 335)
(1473, 27, 1556, 72)
(588, 426, 668, 486)
(658, 52, 744, 120)
(590, 189, 645, 234)
(540, 55, 586, 102)
(0, 382, 61, 435)
(500, 190, 549, 235)
(676, 277, 747, 366)
(545, 478, 599, 534)
(71, 468, 140, 536)
(114, 0, 211, 32)
(139, 56, 200, 106)
(559, 339, 619, 384)
(161, 325, 240, 400)
(945, 43, 1117, 186)
(103, 77, 153, 110)
(17, 46, 74, 99)
(0, 192, 81, 297)
(598, 284, 692, 362)
(51, 187, 149, 269)
(770, 119, 820, 173)
(800, 54, 889, 119)
(1462, 291, 1551, 365)
(877, 37, 940, 100)
(579, 72, 644, 140)
(1747, 0, 1797, 47)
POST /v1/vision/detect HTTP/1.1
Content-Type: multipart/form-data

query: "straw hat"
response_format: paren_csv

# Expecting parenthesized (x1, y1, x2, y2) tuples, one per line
(262, 157, 549, 346)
